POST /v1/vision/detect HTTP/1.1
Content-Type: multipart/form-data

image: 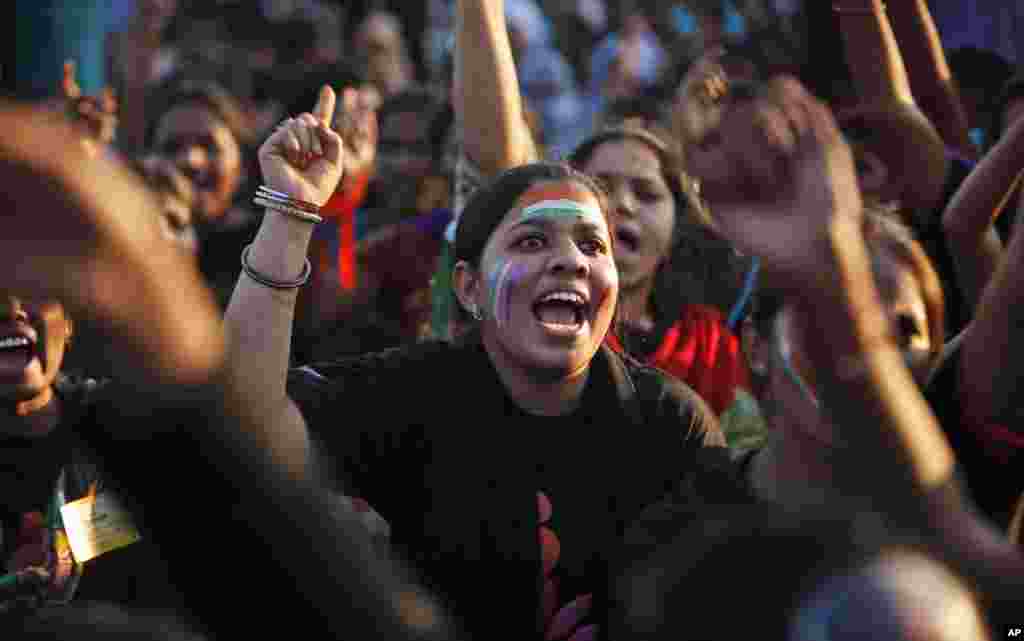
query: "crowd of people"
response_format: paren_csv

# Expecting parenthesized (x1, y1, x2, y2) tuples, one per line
(3, 0, 1024, 638)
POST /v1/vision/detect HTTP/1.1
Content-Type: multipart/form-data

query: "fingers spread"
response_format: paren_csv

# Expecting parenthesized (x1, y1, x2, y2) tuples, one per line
(313, 85, 337, 128)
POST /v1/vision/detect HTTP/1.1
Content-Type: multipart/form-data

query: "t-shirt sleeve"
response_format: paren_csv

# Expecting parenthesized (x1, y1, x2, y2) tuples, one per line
(286, 354, 429, 507)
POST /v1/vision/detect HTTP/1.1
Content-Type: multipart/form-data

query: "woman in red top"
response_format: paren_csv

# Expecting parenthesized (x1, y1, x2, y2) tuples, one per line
(568, 127, 754, 420)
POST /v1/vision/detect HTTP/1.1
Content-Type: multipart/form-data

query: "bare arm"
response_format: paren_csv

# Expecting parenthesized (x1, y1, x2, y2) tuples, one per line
(456, 0, 538, 177)
(835, 0, 914, 106)
(834, 0, 950, 215)
(887, 0, 977, 159)
(959, 193, 1024, 432)
(695, 78, 1024, 588)
(941, 115, 1024, 307)
(224, 86, 346, 478)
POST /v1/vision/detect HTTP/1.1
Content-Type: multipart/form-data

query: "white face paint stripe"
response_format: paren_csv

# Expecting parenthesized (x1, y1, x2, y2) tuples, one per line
(492, 259, 517, 326)
(520, 199, 605, 227)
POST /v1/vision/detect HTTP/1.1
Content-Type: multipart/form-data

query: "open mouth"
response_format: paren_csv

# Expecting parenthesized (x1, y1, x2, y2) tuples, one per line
(615, 227, 640, 253)
(0, 334, 35, 377)
(532, 291, 589, 335)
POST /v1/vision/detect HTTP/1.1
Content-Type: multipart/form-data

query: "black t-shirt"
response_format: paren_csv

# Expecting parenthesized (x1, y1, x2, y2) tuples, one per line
(287, 334, 725, 640)
(0, 377, 189, 620)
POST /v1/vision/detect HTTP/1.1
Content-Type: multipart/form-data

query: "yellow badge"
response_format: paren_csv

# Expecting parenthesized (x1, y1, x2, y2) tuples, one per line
(59, 493, 141, 563)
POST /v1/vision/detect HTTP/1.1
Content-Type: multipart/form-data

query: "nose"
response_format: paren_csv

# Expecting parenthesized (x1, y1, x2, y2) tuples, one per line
(609, 183, 636, 220)
(0, 297, 29, 324)
(548, 238, 590, 278)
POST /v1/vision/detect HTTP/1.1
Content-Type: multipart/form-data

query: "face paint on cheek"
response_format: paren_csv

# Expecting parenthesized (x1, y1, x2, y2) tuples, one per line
(485, 257, 510, 324)
(496, 262, 527, 327)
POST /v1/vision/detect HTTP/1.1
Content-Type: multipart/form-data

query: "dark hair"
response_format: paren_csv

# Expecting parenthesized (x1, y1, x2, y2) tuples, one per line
(145, 76, 251, 149)
(569, 127, 745, 320)
(455, 162, 611, 266)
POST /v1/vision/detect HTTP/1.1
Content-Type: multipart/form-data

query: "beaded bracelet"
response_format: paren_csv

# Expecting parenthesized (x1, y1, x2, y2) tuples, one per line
(240, 244, 312, 289)
(253, 195, 324, 224)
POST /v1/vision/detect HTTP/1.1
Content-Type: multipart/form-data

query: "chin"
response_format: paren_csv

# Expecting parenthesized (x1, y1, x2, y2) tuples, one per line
(520, 341, 597, 381)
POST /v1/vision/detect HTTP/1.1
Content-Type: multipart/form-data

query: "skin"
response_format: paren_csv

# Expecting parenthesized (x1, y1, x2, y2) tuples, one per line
(152, 103, 243, 224)
(753, 249, 936, 502)
(580, 139, 675, 330)
(0, 297, 72, 435)
(454, 180, 618, 415)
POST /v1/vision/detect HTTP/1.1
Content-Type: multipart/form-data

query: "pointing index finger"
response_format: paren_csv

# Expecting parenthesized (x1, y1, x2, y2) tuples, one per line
(313, 85, 337, 128)
(62, 60, 81, 100)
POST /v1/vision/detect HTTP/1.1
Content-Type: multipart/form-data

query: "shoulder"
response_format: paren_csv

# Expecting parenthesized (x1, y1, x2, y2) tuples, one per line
(288, 339, 466, 401)
(618, 352, 726, 448)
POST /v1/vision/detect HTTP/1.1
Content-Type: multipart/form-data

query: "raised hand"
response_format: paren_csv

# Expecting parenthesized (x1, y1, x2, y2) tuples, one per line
(692, 77, 863, 291)
(0, 101, 223, 383)
(334, 85, 379, 183)
(258, 85, 345, 207)
(61, 60, 118, 154)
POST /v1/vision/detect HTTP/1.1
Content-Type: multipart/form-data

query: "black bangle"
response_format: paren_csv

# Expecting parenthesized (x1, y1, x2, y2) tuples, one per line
(240, 244, 311, 289)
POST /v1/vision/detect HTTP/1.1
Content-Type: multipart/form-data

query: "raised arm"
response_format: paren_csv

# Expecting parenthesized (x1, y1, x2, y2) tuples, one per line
(941, 115, 1024, 307)
(834, 0, 914, 106)
(0, 108, 459, 640)
(693, 79, 1024, 597)
(887, 0, 977, 158)
(834, 0, 949, 216)
(223, 86, 346, 477)
(456, 0, 539, 177)
(959, 193, 1024, 434)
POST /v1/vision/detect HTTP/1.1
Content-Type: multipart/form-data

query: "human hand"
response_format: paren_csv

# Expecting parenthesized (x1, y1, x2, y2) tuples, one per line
(673, 49, 730, 146)
(0, 102, 223, 383)
(60, 60, 118, 155)
(692, 77, 864, 292)
(258, 85, 345, 206)
(334, 85, 379, 185)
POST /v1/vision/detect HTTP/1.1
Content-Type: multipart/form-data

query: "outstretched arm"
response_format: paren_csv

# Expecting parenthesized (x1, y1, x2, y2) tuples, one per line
(693, 77, 1024, 591)
(0, 107, 459, 639)
(223, 86, 346, 478)
(959, 193, 1024, 433)
(941, 114, 1024, 308)
(887, 0, 977, 159)
(834, 0, 949, 215)
(456, 0, 538, 177)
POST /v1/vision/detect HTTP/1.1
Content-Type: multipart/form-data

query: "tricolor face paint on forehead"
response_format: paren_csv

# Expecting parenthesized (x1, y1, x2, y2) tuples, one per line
(519, 199, 606, 228)
(513, 182, 609, 234)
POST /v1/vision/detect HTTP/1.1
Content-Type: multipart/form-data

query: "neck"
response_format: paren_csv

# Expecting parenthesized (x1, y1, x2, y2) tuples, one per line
(616, 279, 657, 332)
(1, 387, 61, 438)
(482, 334, 590, 417)
(751, 412, 839, 508)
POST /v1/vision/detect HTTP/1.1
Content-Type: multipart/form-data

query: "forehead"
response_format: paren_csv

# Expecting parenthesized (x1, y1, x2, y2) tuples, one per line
(155, 103, 232, 141)
(581, 138, 665, 181)
(492, 180, 608, 234)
